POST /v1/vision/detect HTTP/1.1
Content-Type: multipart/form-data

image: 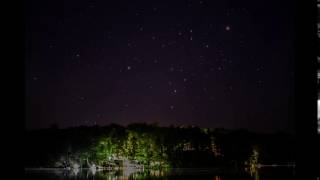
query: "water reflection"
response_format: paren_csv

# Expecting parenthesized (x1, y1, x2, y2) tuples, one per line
(245, 166, 260, 180)
(48, 168, 166, 179)
(253, 170, 259, 180)
(25, 167, 295, 180)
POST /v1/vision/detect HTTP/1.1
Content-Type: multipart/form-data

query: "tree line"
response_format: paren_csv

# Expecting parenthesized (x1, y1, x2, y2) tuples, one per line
(24, 123, 295, 169)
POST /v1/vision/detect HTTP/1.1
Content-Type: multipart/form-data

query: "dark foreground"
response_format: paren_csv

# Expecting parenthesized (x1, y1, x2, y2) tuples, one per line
(25, 167, 295, 180)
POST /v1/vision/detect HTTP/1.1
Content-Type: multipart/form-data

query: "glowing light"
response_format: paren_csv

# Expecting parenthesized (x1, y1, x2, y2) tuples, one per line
(72, 168, 79, 175)
(317, 100, 320, 119)
(73, 163, 80, 169)
(90, 164, 96, 175)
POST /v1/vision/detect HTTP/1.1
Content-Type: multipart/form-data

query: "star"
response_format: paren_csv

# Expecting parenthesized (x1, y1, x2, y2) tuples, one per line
(183, 78, 187, 82)
(190, 36, 193, 41)
(32, 76, 39, 81)
(225, 26, 231, 31)
(127, 66, 131, 70)
(170, 105, 175, 110)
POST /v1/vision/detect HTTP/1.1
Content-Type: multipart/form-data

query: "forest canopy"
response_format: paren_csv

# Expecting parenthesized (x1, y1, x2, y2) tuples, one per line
(25, 123, 295, 169)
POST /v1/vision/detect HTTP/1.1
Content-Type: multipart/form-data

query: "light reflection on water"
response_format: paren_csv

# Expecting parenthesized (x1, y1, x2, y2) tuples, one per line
(25, 167, 294, 180)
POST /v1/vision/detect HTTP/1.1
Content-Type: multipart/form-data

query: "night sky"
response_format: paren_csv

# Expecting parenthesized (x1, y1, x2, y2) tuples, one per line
(25, 0, 294, 133)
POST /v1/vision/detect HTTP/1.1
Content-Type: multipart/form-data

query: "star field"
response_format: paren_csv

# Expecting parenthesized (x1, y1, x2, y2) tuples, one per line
(25, 0, 294, 133)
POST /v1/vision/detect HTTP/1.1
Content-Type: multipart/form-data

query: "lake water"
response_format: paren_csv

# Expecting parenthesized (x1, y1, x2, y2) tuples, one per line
(25, 167, 295, 180)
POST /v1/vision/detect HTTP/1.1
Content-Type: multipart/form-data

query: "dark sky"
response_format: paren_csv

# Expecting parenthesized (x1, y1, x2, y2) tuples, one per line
(25, 0, 294, 133)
